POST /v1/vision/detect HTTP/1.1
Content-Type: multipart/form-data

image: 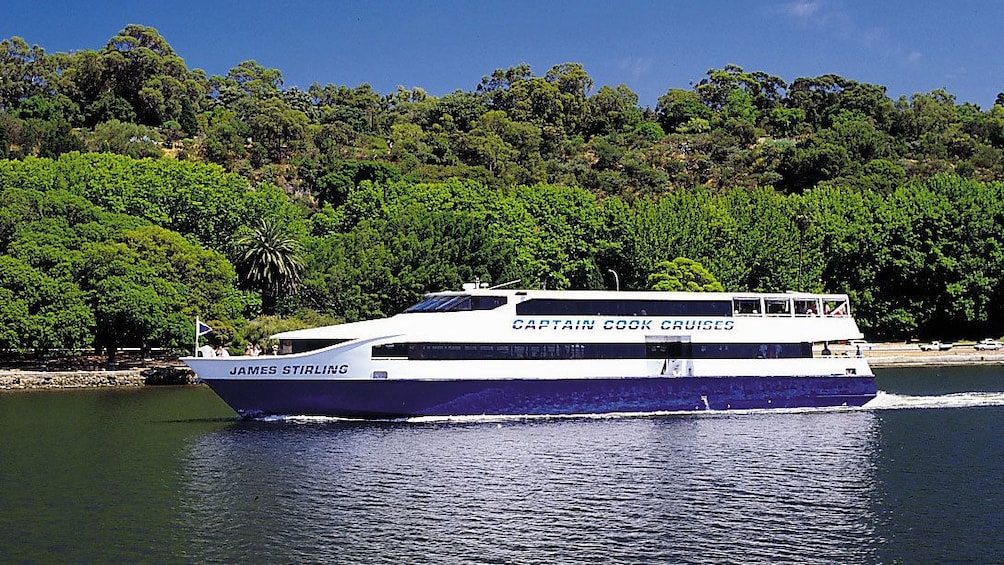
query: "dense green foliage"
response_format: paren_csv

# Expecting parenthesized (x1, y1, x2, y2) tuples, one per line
(4, 26, 1004, 358)
(648, 258, 724, 292)
(6, 29, 1004, 195)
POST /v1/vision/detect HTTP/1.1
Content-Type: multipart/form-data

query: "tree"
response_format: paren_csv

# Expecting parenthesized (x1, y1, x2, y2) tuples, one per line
(246, 97, 309, 164)
(656, 89, 710, 133)
(234, 218, 304, 315)
(423, 90, 487, 132)
(695, 65, 786, 128)
(0, 255, 93, 354)
(477, 63, 533, 111)
(99, 25, 203, 126)
(0, 37, 49, 112)
(648, 258, 724, 291)
(122, 224, 243, 324)
(585, 84, 642, 136)
(202, 108, 250, 168)
(220, 60, 284, 100)
(79, 239, 184, 363)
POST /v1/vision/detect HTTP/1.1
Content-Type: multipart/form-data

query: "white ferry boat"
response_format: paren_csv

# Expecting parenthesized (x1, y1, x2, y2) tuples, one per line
(182, 283, 876, 418)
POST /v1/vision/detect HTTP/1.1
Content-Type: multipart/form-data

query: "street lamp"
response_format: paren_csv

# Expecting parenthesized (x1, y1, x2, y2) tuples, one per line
(608, 269, 619, 291)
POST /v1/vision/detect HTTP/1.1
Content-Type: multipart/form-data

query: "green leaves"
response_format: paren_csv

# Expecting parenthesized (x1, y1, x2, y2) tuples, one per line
(0, 158, 251, 358)
(648, 258, 724, 292)
(234, 218, 304, 315)
(0, 255, 93, 353)
(10, 29, 1004, 346)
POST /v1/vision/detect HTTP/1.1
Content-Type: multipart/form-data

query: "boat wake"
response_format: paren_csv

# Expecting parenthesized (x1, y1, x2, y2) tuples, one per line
(252, 391, 1004, 424)
(863, 390, 1004, 410)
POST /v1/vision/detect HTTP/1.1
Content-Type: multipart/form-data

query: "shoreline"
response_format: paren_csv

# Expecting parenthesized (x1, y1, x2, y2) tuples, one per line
(0, 365, 195, 391)
(855, 343, 1004, 368)
(2, 347, 1002, 391)
(868, 354, 1004, 368)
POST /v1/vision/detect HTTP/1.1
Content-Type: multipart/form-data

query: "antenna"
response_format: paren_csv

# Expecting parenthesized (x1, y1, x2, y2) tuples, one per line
(488, 279, 521, 290)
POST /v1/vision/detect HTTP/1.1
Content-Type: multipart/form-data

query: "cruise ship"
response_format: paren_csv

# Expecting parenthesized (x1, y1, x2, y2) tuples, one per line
(181, 283, 877, 418)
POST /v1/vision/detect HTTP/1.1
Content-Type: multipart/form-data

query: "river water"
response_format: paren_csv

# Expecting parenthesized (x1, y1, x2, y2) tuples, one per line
(2, 366, 1004, 564)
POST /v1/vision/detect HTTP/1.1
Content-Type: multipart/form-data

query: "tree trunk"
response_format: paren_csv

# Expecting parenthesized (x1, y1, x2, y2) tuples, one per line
(261, 289, 277, 316)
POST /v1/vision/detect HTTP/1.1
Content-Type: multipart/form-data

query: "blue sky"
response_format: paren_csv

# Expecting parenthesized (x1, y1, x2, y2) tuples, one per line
(4, 0, 1002, 108)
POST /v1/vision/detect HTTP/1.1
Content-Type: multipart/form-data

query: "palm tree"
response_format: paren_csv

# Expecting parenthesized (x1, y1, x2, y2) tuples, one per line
(234, 219, 304, 315)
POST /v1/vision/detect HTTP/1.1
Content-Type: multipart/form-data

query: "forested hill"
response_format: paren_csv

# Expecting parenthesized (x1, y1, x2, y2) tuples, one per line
(3, 24, 1004, 358)
(6, 25, 1004, 194)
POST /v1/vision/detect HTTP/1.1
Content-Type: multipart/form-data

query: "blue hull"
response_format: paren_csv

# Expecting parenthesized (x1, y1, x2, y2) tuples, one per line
(202, 375, 878, 419)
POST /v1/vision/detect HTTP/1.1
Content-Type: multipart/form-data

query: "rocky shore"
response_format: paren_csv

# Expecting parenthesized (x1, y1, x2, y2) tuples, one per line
(0, 365, 195, 391)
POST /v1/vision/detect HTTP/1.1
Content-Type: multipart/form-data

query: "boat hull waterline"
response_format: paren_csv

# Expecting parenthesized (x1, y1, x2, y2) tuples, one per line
(199, 375, 877, 419)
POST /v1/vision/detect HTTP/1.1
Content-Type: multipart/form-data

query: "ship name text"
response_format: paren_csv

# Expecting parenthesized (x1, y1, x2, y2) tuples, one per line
(229, 364, 350, 376)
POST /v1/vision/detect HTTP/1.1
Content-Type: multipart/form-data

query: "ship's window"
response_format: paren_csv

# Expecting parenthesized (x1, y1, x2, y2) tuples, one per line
(472, 295, 507, 310)
(288, 339, 351, 354)
(372, 343, 409, 358)
(396, 342, 811, 360)
(794, 298, 820, 316)
(516, 299, 732, 317)
(405, 294, 508, 312)
(733, 298, 762, 316)
(405, 296, 448, 312)
(690, 343, 812, 359)
(823, 298, 850, 317)
(438, 295, 470, 311)
(645, 341, 689, 358)
(764, 297, 792, 316)
(407, 342, 639, 360)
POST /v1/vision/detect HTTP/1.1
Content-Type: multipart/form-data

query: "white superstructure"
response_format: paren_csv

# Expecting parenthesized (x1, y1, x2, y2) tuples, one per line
(182, 285, 875, 417)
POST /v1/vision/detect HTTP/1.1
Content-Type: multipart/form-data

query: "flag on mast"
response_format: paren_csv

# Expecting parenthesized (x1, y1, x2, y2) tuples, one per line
(194, 317, 214, 356)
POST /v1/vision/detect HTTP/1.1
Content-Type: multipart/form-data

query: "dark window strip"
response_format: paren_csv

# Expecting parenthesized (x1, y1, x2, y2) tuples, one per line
(371, 342, 812, 360)
(515, 298, 733, 317)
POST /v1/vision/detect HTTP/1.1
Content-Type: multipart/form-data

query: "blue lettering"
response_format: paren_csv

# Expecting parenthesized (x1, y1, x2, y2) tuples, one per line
(654, 319, 735, 330)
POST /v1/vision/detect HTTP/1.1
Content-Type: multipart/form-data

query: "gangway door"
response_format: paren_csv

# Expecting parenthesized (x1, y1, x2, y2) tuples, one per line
(646, 335, 693, 376)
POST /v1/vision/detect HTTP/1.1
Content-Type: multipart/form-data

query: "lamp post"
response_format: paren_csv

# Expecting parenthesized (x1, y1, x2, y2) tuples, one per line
(608, 269, 619, 291)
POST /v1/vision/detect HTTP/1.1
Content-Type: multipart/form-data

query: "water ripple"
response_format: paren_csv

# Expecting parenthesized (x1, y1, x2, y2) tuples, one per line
(179, 412, 886, 563)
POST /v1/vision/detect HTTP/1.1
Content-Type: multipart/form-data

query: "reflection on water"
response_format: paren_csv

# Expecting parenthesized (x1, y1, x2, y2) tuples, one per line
(182, 412, 882, 563)
(4, 366, 1004, 563)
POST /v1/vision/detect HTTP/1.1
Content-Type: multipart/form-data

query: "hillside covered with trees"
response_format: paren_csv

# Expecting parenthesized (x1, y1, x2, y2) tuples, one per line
(3, 25, 1004, 359)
